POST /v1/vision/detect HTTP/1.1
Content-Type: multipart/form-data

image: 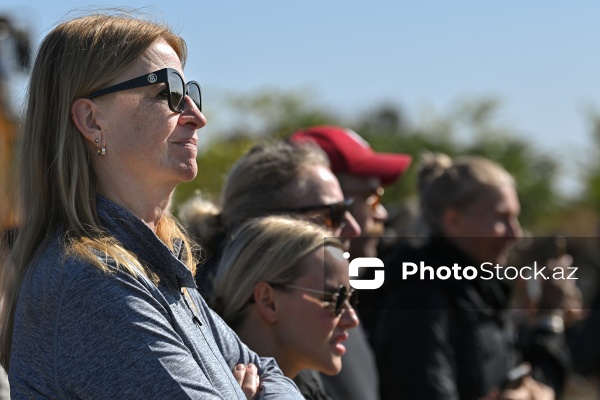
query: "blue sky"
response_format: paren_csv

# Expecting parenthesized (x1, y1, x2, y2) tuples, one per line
(2, 1, 600, 194)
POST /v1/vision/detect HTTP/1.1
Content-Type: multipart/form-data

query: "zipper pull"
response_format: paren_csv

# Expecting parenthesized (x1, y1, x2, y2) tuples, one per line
(181, 287, 203, 326)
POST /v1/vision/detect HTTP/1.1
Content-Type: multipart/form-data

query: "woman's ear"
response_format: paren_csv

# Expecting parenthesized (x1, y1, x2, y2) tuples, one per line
(253, 282, 279, 323)
(441, 207, 464, 237)
(71, 98, 105, 144)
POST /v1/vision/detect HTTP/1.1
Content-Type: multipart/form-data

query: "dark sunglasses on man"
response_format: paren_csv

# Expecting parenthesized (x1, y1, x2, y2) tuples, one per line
(86, 68, 201, 113)
(276, 198, 354, 230)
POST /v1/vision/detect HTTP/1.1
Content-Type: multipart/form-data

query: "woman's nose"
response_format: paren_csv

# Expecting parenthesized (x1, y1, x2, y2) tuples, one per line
(339, 212, 361, 238)
(178, 95, 207, 129)
(506, 216, 522, 241)
(373, 203, 388, 223)
(339, 306, 360, 330)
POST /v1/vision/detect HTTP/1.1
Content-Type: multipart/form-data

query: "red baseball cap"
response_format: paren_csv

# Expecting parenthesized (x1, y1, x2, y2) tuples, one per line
(289, 126, 412, 186)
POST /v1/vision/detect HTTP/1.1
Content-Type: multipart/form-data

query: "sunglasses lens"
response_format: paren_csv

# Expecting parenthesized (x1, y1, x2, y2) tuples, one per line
(187, 82, 202, 112)
(329, 203, 348, 228)
(168, 72, 185, 112)
(335, 286, 356, 316)
(335, 290, 345, 316)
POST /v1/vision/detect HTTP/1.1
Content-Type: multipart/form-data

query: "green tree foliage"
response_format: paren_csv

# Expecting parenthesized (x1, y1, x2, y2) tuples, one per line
(581, 109, 600, 214)
(174, 90, 562, 231)
(356, 97, 560, 229)
(172, 135, 257, 213)
(172, 89, 340, 212)
(225, 88, 340, 139)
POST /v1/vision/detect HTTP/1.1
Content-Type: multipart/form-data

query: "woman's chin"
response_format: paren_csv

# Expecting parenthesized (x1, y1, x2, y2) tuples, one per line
(175, 162, 198, 183)
(318, 358, 343, 376)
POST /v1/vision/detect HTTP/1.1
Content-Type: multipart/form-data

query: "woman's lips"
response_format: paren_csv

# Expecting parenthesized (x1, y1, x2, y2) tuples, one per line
(172, 137, 198, 152)
(331, 332, 349, 355)
(173, 137, 197, 146)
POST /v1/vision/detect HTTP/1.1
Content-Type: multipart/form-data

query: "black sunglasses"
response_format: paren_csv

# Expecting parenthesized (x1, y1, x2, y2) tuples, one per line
(283, 284, 357, 317)
(86, 68, 201, 113)
(277, 198, 354, 229)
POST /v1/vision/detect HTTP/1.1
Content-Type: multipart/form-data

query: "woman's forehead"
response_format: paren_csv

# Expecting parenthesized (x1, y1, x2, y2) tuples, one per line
(112, 39, 182, 84)
(323, 246, 349, 280)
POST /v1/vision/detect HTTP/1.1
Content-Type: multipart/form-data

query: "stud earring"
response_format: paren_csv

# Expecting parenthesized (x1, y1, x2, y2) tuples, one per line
(97, 146, 106, 156)
(95, 138, 100, 143)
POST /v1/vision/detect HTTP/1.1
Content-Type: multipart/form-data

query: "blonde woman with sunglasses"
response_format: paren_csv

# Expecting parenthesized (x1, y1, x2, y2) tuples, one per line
(0, 11, 302, 399)
(211, 216, 359, 400)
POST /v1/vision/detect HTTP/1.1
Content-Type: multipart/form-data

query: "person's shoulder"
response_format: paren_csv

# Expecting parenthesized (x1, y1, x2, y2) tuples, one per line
(25, 232, 159, 312)
(22, 233, 87, 294)
(382, 240, 433, 279)
(375, 281, 454, 348)
(385, 278, 452, 310)
(382, 239, 427, 265)
(294, 369, 333, 400)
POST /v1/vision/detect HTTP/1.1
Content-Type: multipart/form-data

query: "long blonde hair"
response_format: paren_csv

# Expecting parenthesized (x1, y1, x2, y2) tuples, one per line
(211, 215, 344, 330)
(0, 11, 197, 369)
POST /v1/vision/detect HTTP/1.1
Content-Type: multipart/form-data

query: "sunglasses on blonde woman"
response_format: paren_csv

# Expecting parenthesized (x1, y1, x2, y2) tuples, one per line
(86, 68, 201, 113)
(282, 284, 357, 317)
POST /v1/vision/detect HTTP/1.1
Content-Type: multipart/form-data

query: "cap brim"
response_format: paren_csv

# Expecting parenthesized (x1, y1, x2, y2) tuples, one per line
(349, 153, 412, 185)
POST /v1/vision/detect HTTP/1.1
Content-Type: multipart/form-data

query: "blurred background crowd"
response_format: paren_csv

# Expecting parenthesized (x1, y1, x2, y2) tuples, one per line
(2, 2, 600, 237)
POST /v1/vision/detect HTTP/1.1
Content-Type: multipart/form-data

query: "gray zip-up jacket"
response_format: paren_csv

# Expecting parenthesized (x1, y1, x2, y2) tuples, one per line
(8, 196, 302, 399)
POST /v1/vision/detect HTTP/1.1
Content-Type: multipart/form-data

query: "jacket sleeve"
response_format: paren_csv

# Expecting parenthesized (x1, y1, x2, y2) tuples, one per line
(374, 284, 460, 400)
(189, 289, 304, 399)
(54, 264, 302, 399)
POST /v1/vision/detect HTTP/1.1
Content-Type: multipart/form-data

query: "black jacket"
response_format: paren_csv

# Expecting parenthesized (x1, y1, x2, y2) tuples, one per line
(294, 369, 333, 400)
(374, 236, 568, 400)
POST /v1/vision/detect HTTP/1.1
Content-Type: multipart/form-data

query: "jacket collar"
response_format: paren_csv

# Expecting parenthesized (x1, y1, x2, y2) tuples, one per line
(96, 195, 196, 289)
(423, 236, 512, 313)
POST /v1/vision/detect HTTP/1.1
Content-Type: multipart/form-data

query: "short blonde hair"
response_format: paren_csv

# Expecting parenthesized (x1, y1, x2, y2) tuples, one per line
(210, 215, 344, 329)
